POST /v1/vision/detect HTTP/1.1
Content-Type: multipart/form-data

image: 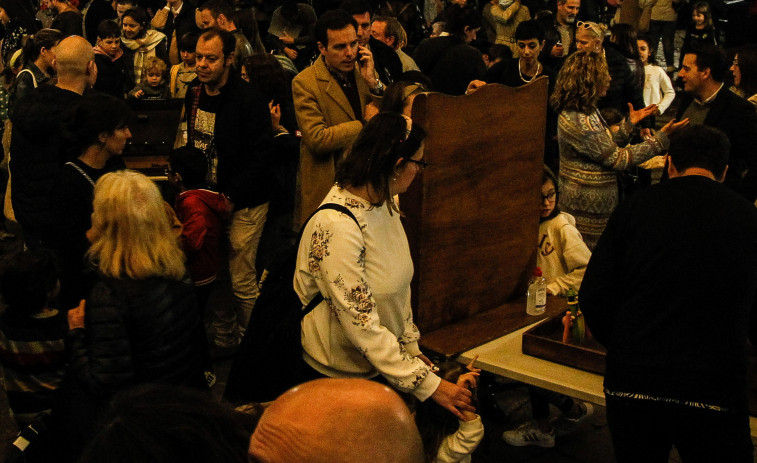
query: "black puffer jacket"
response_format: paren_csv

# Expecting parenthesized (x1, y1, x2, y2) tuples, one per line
(67, 275, 209, 396)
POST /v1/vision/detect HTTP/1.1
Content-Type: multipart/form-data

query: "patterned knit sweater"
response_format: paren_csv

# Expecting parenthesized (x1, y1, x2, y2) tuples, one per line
(557, 109, 669, 249)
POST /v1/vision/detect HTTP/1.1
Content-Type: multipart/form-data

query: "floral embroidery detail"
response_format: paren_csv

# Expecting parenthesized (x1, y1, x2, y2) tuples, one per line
(308, 224, 332, 274)
(394, 366, 429, 390)
(342, 278, 375, 329)
(357, 246, 366, 269)
(344, 198, 364, 209)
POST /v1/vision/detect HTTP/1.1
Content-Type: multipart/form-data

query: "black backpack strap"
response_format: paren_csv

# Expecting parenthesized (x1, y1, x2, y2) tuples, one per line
(299, 203, 361, 319)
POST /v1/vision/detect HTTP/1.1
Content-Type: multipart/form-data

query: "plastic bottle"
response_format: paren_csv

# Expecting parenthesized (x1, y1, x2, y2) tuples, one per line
(526, 267, 547, 316)
(566, 288, 586, 344)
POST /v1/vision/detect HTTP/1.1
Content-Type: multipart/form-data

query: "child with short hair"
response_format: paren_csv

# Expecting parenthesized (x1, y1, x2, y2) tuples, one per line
(0, 249, 67, 426)
(169, 31, 199, 99)
(128, 56, 170, 99)
(93, 19, 130, 98)
(415, 361, 484, 463)
(167, 146, 229, 316)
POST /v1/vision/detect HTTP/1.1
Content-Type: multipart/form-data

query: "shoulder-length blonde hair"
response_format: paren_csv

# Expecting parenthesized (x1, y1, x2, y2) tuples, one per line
(87, 170, 185, 280)
(550, 51, 611, 114)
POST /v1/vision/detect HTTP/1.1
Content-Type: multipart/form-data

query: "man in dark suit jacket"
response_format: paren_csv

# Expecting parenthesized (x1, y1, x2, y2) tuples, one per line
(151, 0, 199, 64)
(340, 0, 403, 85)
(677, 45, 757, 201)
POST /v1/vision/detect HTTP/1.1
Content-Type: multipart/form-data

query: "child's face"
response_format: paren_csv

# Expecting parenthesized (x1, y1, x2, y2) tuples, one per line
(180, 50, 196, 66)
(98, 36, 121, 58)
(637, 39, 649, 64)
(692, 11, 705, 27)
(146, 71, 163, 87)
(541, 179, 557, 218)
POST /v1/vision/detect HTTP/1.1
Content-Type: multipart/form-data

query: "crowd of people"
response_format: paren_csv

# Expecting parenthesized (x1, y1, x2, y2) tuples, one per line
(0, 0, 755, 461)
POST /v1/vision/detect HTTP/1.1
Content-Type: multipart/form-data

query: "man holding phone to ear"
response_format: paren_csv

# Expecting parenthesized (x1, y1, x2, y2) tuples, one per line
(293, 9, 383, 224)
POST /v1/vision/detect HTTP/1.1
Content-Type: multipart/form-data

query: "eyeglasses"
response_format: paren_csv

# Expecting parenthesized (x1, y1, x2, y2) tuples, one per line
(541, 191, 556, 202)
(405, 159, 428, 170)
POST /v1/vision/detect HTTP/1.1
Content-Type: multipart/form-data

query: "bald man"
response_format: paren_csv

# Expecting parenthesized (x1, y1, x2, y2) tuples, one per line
(9, 36, 101, 298)
(249, 379, 424, 463)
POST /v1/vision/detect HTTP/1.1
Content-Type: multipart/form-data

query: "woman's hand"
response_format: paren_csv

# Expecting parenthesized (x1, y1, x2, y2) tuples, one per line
(628, 102, 657, 125)
(284, 47, 298, 60)
(68, 300, 86, 330)
(660, 117, 690, 136)
(466, 80, 486, 94)
(430, 379, 475, 420)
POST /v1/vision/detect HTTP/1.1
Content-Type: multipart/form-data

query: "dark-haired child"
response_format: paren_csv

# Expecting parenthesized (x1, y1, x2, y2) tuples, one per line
(169, 31, 199, 99)
(129, 56, 170, 99)
(93, 19, 131, 98)
(415, 361, 484, 463)
(168, 146, 229, 316)
(0, 249, 67, 426)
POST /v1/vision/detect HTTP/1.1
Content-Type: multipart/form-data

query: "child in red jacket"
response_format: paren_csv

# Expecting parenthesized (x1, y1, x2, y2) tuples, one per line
(168, 146, 230, 317)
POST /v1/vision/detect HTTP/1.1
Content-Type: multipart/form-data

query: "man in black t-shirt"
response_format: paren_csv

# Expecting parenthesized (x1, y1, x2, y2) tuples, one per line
(185, 28, 274, 352)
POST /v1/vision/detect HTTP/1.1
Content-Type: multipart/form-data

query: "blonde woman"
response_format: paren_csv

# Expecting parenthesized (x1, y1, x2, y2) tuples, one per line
(551, 51, 687, 249)
(62, 170, 210, 457)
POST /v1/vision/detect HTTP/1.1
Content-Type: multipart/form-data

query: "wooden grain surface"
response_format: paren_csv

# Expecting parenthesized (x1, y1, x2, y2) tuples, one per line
(401, 79, 549, 335)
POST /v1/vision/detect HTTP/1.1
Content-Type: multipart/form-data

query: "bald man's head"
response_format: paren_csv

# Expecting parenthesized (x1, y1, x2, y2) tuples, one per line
(248, 379, 423, 463)
(54, 36, 96, 81)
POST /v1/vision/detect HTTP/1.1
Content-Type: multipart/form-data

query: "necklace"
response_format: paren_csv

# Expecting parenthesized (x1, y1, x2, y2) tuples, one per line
(518, 58, 541, 84)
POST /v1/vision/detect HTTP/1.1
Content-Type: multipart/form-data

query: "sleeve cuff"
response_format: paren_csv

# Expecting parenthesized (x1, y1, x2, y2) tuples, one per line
(413, 371, 442, 401)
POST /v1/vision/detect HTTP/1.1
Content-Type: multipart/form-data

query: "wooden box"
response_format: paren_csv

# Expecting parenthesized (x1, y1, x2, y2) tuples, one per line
(522, 315, 607, 375)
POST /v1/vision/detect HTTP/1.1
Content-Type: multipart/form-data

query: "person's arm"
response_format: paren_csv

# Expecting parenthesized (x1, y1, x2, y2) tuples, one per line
(547, 221, 592, 296)
(66, 282, 136, 396)
(177, 198, 209, 253)
(559, 111, 668, 171)
(292, 72, 363, 159)
(579, 204, 627, 347)
(435, 415, 485, 463)
(656, 66, 676, 115)
(729, 98, 757, 201)
(489, 0, 522, 24)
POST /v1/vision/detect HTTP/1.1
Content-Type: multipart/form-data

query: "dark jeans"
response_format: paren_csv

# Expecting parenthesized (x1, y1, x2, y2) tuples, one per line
(529, 386, 574, 419)
(606, 395, 753, 463)
(647, 20, 677, 68)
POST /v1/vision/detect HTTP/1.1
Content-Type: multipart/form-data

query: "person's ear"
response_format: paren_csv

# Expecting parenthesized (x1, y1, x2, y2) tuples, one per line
(225, 53, 234, 67)
(318, 41, 326, 55)
(701, 66, 711, 80)
(666, 154, 678, 178)
(98, 132, 108, 144)
(718, 165, 728, 183)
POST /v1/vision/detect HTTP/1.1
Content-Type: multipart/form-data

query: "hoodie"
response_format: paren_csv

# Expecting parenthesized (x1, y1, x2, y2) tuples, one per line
(175, 188, 227, 285)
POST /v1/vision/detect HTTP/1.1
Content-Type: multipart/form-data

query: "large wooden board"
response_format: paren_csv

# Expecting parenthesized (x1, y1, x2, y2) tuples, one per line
(401, 79, 548, 335)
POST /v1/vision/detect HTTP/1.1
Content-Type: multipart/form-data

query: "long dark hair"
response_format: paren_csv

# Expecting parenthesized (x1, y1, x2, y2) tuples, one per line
(736, 44, 757, 98)
(241, 54, 291, 105)
(610, 23, 640, 60)
(335, 112, 426, 214)
(22, 28, 64, 66)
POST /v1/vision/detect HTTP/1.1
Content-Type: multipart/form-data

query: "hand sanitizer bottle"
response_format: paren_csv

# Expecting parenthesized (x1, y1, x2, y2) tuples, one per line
(526, 267, 547, 316)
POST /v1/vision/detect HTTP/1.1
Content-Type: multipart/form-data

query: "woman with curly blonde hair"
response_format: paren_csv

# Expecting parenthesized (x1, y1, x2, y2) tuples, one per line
(550, 51, 687, 249)
(61, 170, 211, 460)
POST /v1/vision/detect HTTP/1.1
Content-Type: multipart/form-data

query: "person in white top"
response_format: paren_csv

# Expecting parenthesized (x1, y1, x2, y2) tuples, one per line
(294, 112, 474, 419)
(637, 35, 675, 118)
(415, 361, 484, 463)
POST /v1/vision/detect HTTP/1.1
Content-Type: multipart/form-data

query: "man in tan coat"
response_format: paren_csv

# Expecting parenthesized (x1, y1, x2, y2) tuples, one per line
(292, 9, 382, 224)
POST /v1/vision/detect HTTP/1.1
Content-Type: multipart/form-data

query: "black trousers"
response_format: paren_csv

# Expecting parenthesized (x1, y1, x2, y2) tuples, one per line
(606, 395, 753, 463)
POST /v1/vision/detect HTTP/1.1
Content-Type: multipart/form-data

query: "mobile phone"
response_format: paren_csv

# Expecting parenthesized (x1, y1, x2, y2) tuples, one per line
(358, 47, 367, 67)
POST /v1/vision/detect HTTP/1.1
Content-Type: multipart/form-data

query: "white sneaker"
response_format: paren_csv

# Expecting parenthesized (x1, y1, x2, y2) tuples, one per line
(502, 422, 556, 448)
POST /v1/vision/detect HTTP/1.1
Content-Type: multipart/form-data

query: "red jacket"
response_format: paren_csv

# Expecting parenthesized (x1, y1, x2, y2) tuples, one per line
(175, 189, 227, 285)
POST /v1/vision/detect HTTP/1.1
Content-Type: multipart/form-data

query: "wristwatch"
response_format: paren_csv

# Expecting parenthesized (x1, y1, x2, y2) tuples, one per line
(371, 79, 384, 95)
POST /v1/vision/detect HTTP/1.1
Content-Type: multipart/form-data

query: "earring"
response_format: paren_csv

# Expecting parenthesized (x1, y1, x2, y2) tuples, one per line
(392, 176, 398, 182)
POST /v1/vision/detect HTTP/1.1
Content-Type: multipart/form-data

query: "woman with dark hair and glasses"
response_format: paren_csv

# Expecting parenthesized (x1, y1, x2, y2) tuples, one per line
(731, 44, 757, 109)
(551, 51, 686, 249)
(294, 112, 475, 420)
